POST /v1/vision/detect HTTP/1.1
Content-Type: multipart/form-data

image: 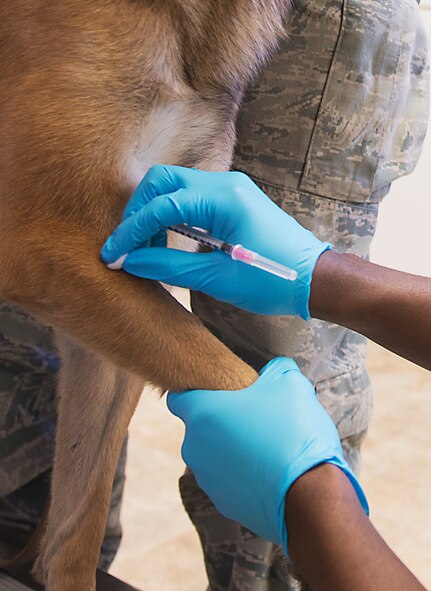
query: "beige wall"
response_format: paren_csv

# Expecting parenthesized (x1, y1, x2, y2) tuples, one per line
(371, 8, 431, 277)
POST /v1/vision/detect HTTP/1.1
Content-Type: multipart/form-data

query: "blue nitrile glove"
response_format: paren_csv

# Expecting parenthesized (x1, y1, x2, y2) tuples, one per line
(167, 357, 369, 557)
(102, 165, 331, 319)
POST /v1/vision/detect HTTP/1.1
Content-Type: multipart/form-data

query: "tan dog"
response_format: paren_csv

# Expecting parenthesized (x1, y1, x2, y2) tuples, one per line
(0, 2, 289, 589)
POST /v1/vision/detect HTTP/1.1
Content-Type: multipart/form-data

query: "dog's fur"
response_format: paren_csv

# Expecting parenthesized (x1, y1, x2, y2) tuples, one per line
(0, 2, 289, 589)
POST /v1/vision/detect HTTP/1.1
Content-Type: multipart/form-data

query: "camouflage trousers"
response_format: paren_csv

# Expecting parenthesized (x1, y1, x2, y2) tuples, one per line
(183, 190, 376, 591)
(0, 302, 127, 570)
(180, 0, 429, 589)
(0, 437, 127, 571)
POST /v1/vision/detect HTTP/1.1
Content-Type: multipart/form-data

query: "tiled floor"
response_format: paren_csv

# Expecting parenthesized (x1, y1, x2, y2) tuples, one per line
(111, 9, 431, 591)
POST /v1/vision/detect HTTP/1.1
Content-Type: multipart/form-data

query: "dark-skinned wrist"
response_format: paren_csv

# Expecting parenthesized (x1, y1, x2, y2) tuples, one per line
(285, 463, 369, 588)
(309, 250, 377, 332)
(285, 463, 359, 558)
(285, 464, 427, 591)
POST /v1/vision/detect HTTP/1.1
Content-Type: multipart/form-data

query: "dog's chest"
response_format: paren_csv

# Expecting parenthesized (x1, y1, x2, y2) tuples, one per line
(125, 97, 234, 194)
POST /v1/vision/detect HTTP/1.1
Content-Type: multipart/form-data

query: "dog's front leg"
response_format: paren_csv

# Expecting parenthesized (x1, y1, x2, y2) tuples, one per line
(33, 335, 144, 591)
(1, 218, 257, 392)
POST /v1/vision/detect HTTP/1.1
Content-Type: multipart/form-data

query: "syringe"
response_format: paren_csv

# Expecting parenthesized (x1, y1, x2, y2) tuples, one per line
(169, 224, 298, 282)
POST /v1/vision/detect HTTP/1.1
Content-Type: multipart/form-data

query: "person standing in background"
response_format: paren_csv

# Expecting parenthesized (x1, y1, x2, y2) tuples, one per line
(178, 1, 429, 589)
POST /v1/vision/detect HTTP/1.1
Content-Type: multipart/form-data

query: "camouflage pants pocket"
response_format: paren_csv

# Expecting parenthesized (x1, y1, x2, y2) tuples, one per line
(299, 0, 429, 202)
(233, 0, 429, 204)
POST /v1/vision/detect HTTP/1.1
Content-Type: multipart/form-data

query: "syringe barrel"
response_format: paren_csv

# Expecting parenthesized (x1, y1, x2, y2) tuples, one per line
(231, 244, 298, 282)
(169, 224, 227, 251)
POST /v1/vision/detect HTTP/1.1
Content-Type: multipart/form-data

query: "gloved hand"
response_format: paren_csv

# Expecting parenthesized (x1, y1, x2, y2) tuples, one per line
(167, 357, 369, 557)
(101, 165, 331, 319)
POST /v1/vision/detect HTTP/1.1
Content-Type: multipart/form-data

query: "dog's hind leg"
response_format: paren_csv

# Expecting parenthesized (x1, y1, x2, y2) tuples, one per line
(33, 334, 144, 591)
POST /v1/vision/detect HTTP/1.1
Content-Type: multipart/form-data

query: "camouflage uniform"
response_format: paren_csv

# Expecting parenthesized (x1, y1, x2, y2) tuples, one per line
(182, 0, 429, 589)
(0, 302, 126, 570)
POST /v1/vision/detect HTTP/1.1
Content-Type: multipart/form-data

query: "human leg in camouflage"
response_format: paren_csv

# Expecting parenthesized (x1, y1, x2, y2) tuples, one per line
(0, 443, 126, 571)
(181, 0, 429, 589)
(0, 303, 128, 571)
(183, 193, 377, 591)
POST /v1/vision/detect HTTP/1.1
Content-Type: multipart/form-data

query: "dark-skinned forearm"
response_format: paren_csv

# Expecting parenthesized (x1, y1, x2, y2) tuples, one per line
(286, 464, 427, 591)
(309, 250, 431, 370)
